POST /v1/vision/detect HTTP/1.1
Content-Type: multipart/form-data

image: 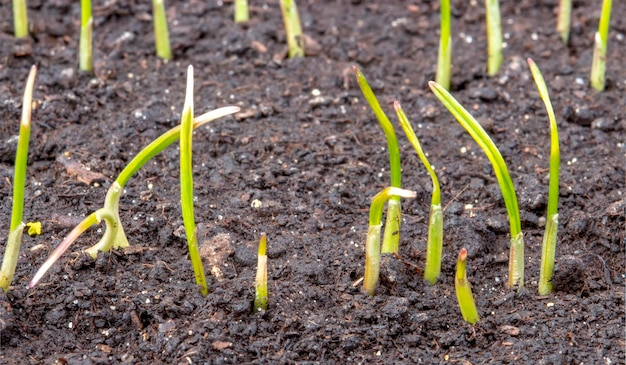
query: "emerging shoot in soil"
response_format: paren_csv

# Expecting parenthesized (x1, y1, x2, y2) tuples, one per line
(0, 65, 37, 292)
(13, 0, 28, 38)
(364, 187, 417, 296)
(28, 103, 240, 289)
(234, 0, 249, 23)
(180, 65, 209, 296)
(354, 66, 403, 254)
(455, 248, 479, 324)
(590, 0, 612, 91)
(79, 0, 93, 72)
(279, 0, 304, 58)
(153, 0, 172, 60)
(254, 233, 268, 312)
(485, 0, 503, 76)
(394, 102, 443, 284)
(429, 81, 524, 290)
(527, 58, 560, 295)
(436, 0, 452, 90)
(557, 0, 572, 44)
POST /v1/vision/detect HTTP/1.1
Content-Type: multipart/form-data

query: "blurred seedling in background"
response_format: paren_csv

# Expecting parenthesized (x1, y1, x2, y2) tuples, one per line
(234, 0, 249, 23)
(153, 0, 172, 60)
(13, 0, 28, 38)
(590, 0, 612, 91)
(253, 233, 268, 312)
(429, 81, 525, 291)
(354, 66, 403, 255)
(436, 0, 452, 90)
(485, 0, 503, 76)
(0, 66, 37, 292)
(394, 102, 443, 284)
(279, 0, 304, 58)
(556, 0, 572, 45)
(79, 0, 93, 72)
(455, 248, 479, 324)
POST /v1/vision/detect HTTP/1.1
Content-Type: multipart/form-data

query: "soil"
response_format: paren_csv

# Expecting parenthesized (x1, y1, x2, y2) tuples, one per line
(0, 0, 624, 364)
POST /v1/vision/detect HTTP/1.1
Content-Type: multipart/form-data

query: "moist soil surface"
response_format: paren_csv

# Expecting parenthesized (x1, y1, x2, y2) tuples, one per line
(0, 0, 624, 364)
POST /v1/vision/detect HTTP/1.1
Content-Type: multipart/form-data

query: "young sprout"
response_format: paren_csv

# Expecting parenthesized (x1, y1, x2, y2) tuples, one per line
(436, 0, 452, 90)
(364, 187, 417, 296)
(485, 0, 503, 76)
(279, 0, 304, 58)
(180, 66, 209, 296)
(253, 233, 268, 312)
(152, 0, 172, 60)
(28, 102, 240, 288)
(79, 0, 93, 72)
(234, 0, 249, 23)
(394, 102, 443, 284)
(590, 0, 612, 91)
(455, 248, 479, 324)
(354, 66, 403, 255)
(556, 0, 572, 45)
(527, 59, 560, 295)
(13, 0, 28, 38)
(429, 81, 525, 291)
(0, 65, 36, 292)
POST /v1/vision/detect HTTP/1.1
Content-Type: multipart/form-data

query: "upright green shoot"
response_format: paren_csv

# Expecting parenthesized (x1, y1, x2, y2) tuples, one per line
(279, 0, 304, 58)
(436, 0, 452, 90)
(485, 0, 503, 76)
(455, 248, 479, 324)
(394, 102, 443, 284)
(557, 0, 572, 45)
(153, 0, 172, 60)
(0, 65, 37, 292)
(354, 67, 403, 254)
(364, 187, 417, 296)
(590, 0, 612, 91)
(254, 233, 268, 312)
(527, 59, 560, 295)
(234, 0, 249, 23)
(13, 0, 28, 38)
(79, 0, 93, 72)
(429, 81, 524, 290)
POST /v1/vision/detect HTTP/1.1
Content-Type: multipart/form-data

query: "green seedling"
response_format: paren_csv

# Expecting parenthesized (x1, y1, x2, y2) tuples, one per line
(254, 233, 268, 312)
(429, 81, 524, 290)
(364, 187, 417, 296)
(279, 0, 304, 58)
(79, 0, 93, 72)
(153, 0, 172, 60)
(234, 0, 249, 23)
(0, 65, 37, 292)
(13, 0, 28, 38)
(394, 102, 443, 284)
(527, 59, 560, 295)
(28, 103, 240, 288)
(556, 0, 572, 45)
(436, 0, 452, 90)
(590, 0, 612, 91)
(354, 66, 403, 255)
(455, 248, 479, 324)
(180, 65, 209, 296)
(485, 0, 503, 76)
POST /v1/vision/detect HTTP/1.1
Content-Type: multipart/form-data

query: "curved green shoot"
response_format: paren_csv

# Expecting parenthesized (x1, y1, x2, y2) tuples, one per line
(13, 0, 28, 38)
(234, 0, 249, 23)
(429, 81, 524, 290)
(28, 105, 240, 288)
(79, 0, 93, 72)
(436, 0, 452, 90)
(528, 59, 560, 295)
(180, 65, 208, 296)
(455, 248, 479, 324)
(354, 66, 403, 254)
(254, 233, 268, 312)
(590, 0, 612, 91)
(485, 0, 503, 76)
(0, 65, 36, 292)
(153, 0, 172, 60)
(279, 0, 304, 58)
(364, 187, 416, 296)
(557, 0, 572, 45)
(394, 102, 443, 284)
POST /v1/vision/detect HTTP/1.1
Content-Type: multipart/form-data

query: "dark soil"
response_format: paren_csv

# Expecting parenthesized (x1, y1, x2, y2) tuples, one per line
(0, 0, 624, 363)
